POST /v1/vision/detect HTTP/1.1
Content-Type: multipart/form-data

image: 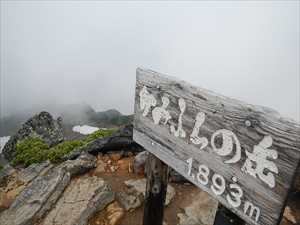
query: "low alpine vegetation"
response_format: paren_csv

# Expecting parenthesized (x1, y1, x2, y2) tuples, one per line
(83, 128, 116, 143)
(12, 128, 116, 167)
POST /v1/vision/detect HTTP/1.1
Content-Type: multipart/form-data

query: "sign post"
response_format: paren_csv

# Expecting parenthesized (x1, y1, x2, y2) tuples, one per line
(214, 204, 246, 225)
(143, 153, 169, 225)
(133, 68, 300, 225)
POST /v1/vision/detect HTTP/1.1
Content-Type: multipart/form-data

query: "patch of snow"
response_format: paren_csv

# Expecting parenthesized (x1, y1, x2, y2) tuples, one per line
(0, 136, 10, 153)
(72, 125, 99, 135)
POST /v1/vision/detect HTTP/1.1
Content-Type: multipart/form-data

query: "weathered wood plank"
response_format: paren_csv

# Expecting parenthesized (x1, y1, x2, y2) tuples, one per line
(214, 204, 246, 225)
(143, 153, 169, 225)
(133, 68, 300, 225)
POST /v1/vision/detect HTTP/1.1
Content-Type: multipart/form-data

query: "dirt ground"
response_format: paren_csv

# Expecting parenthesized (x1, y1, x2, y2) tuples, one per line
(88, 154, 201, 225)
(88, 154, 300, 225)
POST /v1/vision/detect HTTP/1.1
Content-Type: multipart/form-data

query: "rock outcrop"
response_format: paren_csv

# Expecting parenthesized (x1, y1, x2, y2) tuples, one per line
(42, 176, 114, 225)
(0, 153, 96, 225)
(2, 111, 64, 161)
(177, 191, 218, 225)
(64, 124, 142, 160)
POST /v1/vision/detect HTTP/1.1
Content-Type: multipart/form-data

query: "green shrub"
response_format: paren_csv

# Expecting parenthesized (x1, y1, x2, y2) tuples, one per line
(83, 128, 116, 144)
(12, 128, 117, 167)
(12, 137, 49, 167)
(47, 140, 85, 163)
(0, 165, 3, 172)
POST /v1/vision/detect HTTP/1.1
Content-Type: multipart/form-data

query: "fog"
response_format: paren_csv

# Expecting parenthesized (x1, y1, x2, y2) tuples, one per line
(0, 1, 299, 121)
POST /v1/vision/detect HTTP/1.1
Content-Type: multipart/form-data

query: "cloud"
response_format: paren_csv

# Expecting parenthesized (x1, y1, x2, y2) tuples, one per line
(0, 1, 299, 121)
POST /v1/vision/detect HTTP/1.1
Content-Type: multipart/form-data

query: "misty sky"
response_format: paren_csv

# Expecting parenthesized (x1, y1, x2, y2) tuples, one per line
(0, 1, 299, 121)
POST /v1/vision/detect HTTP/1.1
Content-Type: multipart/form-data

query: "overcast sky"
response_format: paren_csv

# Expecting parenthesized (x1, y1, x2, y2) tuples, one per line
(0, 1, 299, 121)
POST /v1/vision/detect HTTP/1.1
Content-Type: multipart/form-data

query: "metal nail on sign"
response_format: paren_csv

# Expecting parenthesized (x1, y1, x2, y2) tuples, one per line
(133, 68, 300, 225)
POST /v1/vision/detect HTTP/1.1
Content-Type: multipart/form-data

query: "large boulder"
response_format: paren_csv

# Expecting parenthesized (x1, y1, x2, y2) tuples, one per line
(64, 124, 142, 160)
(41, 176, 114, 225)
(2, 111, 64, 161)
(0, 153, 97, 225)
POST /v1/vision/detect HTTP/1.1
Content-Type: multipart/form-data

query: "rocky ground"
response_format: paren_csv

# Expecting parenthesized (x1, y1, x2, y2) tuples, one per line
(0, 111, 299, 225)
(0, 150, 299, 225)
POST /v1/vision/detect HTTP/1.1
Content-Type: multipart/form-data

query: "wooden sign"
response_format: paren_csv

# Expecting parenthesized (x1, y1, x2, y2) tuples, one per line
(133, 68, 300, 225)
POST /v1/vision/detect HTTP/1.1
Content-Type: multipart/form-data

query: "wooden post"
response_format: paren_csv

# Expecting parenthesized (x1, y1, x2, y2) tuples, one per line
(214, 204, 246, 225)
(143, 153, 169, 225)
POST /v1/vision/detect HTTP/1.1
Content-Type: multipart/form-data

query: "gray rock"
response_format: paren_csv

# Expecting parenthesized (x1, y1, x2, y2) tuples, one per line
(59, 153, 97, 176)
(2, 111, 64, 161)
(17, 160, 51, 184)
(63, 124, 142, 160)
(177, 191, 218, 225)
(94, 158, 106, 174)
(117, 190, 142, 211)
(124, 178, 175, 206)
(133, 151, 148, 173)
(0, 153, 97, 225)
(0, 166, 70, 225)
(41, 176, 114, 225)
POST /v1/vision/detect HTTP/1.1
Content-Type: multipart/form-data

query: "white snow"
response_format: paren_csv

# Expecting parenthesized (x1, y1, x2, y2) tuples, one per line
(0, 136, 10, 154)
(72, 125, 99, 135)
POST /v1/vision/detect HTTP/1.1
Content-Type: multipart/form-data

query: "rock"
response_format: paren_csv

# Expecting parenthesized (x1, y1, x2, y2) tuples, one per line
(95, 159, 106, 174)
(109, 153, 122, 161)
(0, 165, 70, 225)
(0, 153, 96, 225)
(117, 190, 142, 211)
(17, 160, 51, 184)
(133, 151, 148, 174)
(177, 191, 218, 225)
(0, 184, 25, 211)
(64, 124, 142, 160)
(110, 166, 117, 173)
(42, 176, 114, 225)
(283, 206, 297, 224)
(105, 201, 125, 225)
(280, 218, 295, 225)
(2, 111, 64, 161)
(60, 153, 97, 176)
(117, 157, 133, 173)
(0, 192, 13, 210)
(124, 178, 147, 196)
(0, 169, 25, 211)
(165, 185, 176, 206)
(124, 178, 175, 206)
(0, 164, 16, 187)
(177, 216, 199, 225)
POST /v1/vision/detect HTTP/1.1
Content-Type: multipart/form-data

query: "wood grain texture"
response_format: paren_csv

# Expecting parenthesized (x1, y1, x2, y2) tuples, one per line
(133, 68, 300, 225)
(143, 153, 169, 225)
(214, 204, 246, 225)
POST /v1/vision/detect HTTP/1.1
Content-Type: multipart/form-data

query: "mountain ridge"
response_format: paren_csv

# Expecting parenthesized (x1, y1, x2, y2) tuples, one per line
(0, 103, 133, 136)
